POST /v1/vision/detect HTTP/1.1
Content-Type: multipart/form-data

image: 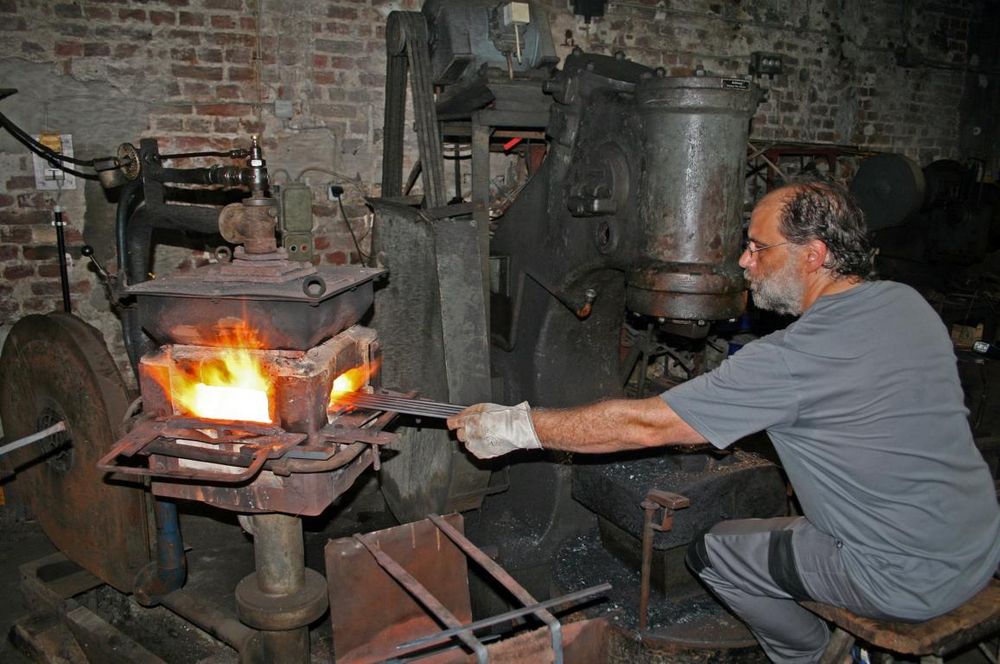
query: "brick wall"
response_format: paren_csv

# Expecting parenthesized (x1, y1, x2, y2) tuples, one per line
(0, 0, 987, 367)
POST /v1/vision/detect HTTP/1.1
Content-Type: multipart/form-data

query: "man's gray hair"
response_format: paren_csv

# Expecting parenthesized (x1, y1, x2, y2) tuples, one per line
(776, 179, 876, 279)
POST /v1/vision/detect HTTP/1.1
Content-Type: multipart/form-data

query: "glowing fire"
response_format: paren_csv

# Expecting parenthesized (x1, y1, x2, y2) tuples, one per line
(165, 324, 273, 424)
(328, 360, 379, 408)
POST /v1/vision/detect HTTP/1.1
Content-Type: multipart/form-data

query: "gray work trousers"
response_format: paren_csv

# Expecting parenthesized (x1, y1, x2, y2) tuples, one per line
(687, 516, 891, 663)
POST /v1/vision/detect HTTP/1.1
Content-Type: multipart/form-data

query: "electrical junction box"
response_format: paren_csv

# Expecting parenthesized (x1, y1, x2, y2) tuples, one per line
(32, 133, 76, 191)
(280, 182, 315, 261)
(503, 2, 530, 24)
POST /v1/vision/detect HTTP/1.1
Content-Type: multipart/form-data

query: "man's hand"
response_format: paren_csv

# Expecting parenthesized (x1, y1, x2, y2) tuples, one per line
(446, 402, 543, 459)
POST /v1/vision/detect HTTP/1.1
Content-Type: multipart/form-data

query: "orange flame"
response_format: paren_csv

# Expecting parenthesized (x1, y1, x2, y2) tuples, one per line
(328, 359, 380, 408)
(163, 324, 273, 424)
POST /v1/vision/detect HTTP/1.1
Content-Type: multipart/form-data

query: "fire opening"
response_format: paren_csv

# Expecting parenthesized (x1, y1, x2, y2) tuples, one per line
(157, 324, 274, 424)
(328, 359, 380, 410)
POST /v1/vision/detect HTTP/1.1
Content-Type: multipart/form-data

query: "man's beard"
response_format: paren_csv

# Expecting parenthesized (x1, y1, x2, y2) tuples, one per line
(745, 256, 805, 316)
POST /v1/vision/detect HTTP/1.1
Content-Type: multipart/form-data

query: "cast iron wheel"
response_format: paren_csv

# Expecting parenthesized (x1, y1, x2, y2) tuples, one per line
(0, 313, 151, 592)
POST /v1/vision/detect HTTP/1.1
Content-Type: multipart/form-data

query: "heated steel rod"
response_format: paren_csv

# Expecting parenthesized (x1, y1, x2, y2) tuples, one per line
(336, 392, 466, 419)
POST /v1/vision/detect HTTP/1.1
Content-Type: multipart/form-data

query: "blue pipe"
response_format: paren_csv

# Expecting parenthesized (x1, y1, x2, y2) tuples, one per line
(134, 498, 187, 606)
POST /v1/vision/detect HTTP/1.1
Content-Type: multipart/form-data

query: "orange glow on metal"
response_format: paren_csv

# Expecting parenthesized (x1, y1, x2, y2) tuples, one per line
(328, 360, 378, 407)
(164, 324, 273, 424)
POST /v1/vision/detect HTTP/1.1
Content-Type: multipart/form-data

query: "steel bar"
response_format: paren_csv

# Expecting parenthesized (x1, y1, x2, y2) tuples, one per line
(354, 532, 488, 664)
(428, 513, 564, 664)
(0, 421, 67, 458)
(336, 392, 466, 419)
(393, 582, 612, 657)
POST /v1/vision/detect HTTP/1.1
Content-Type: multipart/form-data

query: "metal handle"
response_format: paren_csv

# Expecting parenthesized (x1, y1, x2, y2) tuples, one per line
(97, 442, 271, 484)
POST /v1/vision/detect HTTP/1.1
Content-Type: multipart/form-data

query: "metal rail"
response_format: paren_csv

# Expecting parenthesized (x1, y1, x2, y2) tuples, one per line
(336, 392, 466, 419)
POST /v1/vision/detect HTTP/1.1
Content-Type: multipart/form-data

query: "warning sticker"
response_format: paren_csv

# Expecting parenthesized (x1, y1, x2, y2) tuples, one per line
(721, 78, 751, 90)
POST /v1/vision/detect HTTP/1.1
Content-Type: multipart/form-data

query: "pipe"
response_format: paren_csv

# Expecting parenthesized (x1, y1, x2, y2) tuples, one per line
(133, 498, 187, 606)
(159, 589, 260, 655)
(53, 206, 71, 312)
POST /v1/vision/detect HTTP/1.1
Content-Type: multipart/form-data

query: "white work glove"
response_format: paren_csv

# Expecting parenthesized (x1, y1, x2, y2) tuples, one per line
(447, 401, 542, 459)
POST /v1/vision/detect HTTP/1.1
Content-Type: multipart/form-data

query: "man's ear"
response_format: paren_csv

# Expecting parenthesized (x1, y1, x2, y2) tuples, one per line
(803, 239, 828, 274)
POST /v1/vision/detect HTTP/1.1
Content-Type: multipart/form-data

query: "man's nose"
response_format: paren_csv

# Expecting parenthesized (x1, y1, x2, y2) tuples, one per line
(738, 248, 751, 269)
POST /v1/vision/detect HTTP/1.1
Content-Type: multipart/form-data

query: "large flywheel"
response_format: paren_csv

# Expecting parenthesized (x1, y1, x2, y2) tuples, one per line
(0, 313, 151, 592)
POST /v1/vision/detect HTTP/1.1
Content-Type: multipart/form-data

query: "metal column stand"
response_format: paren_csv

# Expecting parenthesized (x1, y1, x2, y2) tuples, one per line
(351, 513, 610, 663)
(235, 514, 328, 663)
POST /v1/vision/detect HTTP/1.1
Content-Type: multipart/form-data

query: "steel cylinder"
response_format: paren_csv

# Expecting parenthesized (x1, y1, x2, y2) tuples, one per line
(628, 76, 760, 320)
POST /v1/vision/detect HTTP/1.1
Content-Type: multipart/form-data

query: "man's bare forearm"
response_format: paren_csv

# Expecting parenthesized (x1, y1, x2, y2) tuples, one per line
(530, 396, 706, 453)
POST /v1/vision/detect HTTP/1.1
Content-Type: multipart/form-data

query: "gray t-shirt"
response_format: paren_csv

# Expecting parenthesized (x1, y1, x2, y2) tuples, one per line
(663, 280, 1000, 619)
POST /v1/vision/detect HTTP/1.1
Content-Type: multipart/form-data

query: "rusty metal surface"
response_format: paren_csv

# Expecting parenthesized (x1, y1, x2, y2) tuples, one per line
(0, 313, 150, 593)
(96, 417, 307, 483)
(150, 445, 375, 515)
(140, 326, 378, 434)
(129, 265, 383, 350)
(427, 513, 565, 663)
(354, 529, 489, 662)
(326, 513, 473, 664)
(639, 490, 690, 631)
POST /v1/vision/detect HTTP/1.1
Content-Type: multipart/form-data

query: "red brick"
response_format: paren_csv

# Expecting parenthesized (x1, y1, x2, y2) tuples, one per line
(239, 17, 255, 30)
(84, 6, 112, 20)
(172, 64, 223, 80)
(23, 245, 58, 261)
(21, 298, 51, 314)
(4, 265, 35, 279)
(227, 66, 254, 81)
(0, 227, 32, 243)
(150, 11, 175, 25)
(37, 264, 62, 278)
(178, 11, 203, 26)
(21, 41, 44, 55)
(215, 84, 242, 99)
(171, 46, 196, 62)
(83, 42, 111, 57)
(54, 3, 82, 18)
(114, 43, 139, 58)
(210, 14, 236, 29)
(0, 245, 19, 261)
(2, 210, 50, 225)
(0, 194, 12, 207)
(198, 48, 224, 63)
(16, 193, 49, 209)
(54, 41, 83, 56)
(326, 6, 358, 20)
(118, 8, 145, 21)
(204, 0, 243, 9)
(213, 117, 240, 133)
(166, 29, 202, 45)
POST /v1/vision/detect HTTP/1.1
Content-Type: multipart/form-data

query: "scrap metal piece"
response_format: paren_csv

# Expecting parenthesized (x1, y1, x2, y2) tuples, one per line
(0, 313, 151, 593)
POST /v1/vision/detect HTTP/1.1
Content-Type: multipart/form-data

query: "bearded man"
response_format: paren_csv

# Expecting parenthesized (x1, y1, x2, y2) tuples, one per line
(447, 180, 1000, 662)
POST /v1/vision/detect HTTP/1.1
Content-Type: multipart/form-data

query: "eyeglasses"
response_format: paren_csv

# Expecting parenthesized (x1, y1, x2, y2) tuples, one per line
(744, 240, 789, 256)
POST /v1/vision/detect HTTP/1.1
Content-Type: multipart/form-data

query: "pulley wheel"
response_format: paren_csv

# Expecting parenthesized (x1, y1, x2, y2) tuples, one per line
(849, 153, 925, 231)
(0, 313, 150, 592)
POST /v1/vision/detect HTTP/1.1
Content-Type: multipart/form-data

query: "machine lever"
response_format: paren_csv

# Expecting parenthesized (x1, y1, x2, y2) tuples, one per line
(81, 245, 111, 281)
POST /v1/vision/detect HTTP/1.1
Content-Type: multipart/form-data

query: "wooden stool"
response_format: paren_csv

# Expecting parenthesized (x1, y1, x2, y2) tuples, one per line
(801, 579, 1000, 664)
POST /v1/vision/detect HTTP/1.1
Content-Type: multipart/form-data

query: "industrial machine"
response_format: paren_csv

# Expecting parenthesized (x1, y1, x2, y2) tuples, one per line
(372, 0, 787, 656)
(0, 1, 801, 661)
